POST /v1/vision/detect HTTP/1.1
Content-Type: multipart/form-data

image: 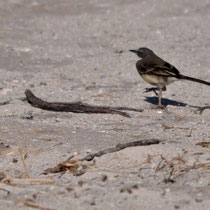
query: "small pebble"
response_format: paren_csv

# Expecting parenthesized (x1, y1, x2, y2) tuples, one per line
(21, 111, 33, 119)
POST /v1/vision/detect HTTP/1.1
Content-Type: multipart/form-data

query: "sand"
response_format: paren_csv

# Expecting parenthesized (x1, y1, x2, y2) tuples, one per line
(0, 0, 210, 209)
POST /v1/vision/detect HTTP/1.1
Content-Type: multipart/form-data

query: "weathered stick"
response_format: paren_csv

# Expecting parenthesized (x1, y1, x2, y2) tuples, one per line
(18, 148, 30, 179)
(81, 139, 161, 161)
(198, 106, 210, 114)
(43, 139, 161, 174)
(25, 89, 143, 118)
(23, 200, 55, 210)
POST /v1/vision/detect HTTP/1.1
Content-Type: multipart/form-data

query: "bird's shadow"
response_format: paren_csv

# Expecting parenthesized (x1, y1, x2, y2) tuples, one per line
(145, 96, 210, 114)
(145, 97, 187, 107)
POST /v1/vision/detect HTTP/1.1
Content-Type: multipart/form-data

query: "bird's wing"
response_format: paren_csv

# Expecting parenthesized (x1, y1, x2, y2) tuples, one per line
(143, 62, 180, 77)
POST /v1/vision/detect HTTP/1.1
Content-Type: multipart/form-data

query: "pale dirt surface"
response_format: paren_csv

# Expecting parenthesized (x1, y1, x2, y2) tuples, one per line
(0, 0, 210, 209)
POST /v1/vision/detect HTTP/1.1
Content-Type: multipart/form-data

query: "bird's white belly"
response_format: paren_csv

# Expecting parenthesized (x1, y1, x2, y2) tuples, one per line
(141, 74, 177, 87)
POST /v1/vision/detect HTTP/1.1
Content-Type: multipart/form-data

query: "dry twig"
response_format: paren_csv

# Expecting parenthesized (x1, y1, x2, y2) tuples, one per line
(23, 200, 55, 210)
(186, 128, 193, 137)
(1, 176, 54, 186)
(25, 89, 143, 118)
(196, 142, 210, 148)
(43, 139, 161, 174)
(18, 148, 30, 179)
(162, 123, 189, 130)
(81, 139, 160, 161)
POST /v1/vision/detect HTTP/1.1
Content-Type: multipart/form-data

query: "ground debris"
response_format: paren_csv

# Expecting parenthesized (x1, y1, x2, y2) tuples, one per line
(120, 184, 139, 194)
(196, 142, 210, 148)
(0, 99, 10, 105)
(25, 89, 144, 118)
(0, 172, 6, 181)
(197, 106, 210, 114)
(162, 123, 189, 130)
(23, 200, 55, 210)
(43, 139, 161, 175)
(1, 177, 54, 186)
(82, 139, 161, 161)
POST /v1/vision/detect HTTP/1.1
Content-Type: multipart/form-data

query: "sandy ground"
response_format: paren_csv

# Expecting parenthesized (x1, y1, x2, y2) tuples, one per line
(0, 0, 210, 209)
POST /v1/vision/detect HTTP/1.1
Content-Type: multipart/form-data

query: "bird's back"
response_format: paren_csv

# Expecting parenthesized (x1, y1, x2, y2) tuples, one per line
(136, 54, 181, 78)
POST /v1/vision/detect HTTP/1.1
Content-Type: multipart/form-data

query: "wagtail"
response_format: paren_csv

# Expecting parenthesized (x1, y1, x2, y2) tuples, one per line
(130, 47, 210, 107)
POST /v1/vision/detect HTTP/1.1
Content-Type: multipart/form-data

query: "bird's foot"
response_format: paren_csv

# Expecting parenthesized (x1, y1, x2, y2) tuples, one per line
(157, 104, 166, 109)
(144, 87, 159, 92)
(144, 87, 166, 93)
(144, 88, 159, 96)
(150, 104, 166, 110)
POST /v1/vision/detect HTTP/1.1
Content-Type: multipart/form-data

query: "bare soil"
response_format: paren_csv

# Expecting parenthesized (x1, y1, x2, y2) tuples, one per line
(0, 0, 210, 209)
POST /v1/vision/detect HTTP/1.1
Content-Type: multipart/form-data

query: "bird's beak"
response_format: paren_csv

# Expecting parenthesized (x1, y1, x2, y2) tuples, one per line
(129, 49, 138, 54)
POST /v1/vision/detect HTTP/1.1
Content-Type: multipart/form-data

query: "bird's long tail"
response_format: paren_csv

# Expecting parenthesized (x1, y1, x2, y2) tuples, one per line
(179, 75, 210, 86)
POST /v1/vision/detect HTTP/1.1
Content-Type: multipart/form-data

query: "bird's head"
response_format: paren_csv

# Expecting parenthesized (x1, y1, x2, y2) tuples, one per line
(129, 47, 154, 58)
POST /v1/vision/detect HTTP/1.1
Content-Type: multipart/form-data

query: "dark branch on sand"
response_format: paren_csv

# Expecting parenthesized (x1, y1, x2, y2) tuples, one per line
(197, 106, 210, 115)
(81, 139, 161, 161)
(25, 89, 143, 118)
(43, 139, 161, 174)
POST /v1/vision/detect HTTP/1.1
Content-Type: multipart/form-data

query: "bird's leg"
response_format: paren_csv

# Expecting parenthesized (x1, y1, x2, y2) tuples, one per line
(157, 88, 166, 109)
(145, 86, 166, 96)
(152, 88, 158, 96)
(144, 87, 159, 96)
(158, 88, 162, 106)
(145, 86, 166, 109)
(162, 86, 166, 91)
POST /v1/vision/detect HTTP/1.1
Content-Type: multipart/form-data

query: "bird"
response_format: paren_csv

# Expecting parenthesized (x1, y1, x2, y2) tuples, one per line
(129, 47, 210, 107)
